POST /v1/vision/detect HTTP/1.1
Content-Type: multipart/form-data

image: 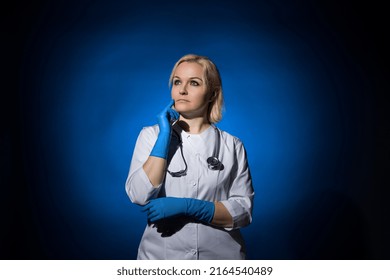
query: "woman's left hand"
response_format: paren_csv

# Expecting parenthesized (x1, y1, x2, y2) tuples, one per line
(142, 197, 214, 223)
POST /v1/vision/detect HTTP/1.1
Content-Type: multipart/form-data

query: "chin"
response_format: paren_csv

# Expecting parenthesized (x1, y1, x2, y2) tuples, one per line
(174, 103, 191, 111)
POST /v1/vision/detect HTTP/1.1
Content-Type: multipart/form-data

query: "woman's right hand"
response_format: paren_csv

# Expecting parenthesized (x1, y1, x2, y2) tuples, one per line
(156, 100, 179, 137)
(149, 100, 179, 159)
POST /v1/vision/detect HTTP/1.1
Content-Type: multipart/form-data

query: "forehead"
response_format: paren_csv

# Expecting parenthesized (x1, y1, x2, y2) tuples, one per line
(174, 61, 204, 77)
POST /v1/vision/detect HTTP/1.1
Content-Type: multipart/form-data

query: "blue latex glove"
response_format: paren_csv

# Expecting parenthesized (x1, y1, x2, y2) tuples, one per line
(150, 100, 179, 159)
(142, 197, 215, 224)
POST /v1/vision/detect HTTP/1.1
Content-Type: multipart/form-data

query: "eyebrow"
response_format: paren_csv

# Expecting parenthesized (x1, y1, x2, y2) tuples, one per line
(173, 75, 203, 81)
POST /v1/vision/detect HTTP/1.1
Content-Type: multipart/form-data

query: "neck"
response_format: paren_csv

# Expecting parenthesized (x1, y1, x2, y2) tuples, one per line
(178, 116, 211, 134)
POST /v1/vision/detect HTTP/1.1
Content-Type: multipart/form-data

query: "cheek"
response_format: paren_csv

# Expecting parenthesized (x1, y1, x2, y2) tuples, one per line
(200, 91, 211, 103)
(171, 88, 177, 99)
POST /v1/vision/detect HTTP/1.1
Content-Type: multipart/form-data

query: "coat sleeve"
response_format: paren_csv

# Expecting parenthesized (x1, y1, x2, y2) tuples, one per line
(220, 138, 254, 229)
(125, 126, 162, 205)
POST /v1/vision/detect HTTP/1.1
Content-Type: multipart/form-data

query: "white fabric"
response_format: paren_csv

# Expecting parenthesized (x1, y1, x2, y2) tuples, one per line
(125, 124, 254, 259)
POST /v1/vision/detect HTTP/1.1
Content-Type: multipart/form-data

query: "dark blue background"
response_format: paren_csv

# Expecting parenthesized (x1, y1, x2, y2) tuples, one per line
(2, 0, 388, 259)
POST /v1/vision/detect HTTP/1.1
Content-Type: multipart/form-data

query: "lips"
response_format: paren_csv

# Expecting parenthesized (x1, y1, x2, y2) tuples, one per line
(176, 99, 190, 102)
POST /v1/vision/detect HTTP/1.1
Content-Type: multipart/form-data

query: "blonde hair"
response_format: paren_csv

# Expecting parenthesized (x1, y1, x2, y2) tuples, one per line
(169, 54, 224, 123)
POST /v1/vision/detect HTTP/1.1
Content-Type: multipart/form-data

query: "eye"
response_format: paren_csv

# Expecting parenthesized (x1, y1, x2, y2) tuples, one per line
(173, 79, 181, 85)
(190, 80, 199, 86)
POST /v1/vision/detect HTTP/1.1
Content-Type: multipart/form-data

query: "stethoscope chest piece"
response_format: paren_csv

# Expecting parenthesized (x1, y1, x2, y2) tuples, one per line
(207, 156, 221, 170)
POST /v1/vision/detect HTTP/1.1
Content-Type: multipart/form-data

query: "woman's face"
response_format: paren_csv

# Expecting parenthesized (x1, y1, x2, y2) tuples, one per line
(171, 61, 211, 120)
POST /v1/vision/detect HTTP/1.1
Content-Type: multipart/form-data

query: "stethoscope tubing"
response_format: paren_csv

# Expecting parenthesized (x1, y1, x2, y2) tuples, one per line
(167, 124, 222, 177)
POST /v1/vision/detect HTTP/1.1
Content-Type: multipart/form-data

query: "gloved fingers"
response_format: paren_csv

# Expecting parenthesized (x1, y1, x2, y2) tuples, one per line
(156, 102, 178, 132)
(162, 100, 179, 118)
(141, 202, 153, 212)
(167, 108, 179, 123)
(145, 205, 162, 222)
(148, 212, 162, 223)
(164, 99, 175, 110)
(158, 100, 174, 117)
(169, 108, 180, 119)
(141, 201, 161, 220)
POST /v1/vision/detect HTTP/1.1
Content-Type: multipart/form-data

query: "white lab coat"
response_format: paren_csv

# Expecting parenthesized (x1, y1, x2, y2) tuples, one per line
(125, 124, 254, 259)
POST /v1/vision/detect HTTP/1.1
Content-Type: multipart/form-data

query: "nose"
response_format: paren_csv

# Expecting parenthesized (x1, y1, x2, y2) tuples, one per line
(179, 83, 188, 95)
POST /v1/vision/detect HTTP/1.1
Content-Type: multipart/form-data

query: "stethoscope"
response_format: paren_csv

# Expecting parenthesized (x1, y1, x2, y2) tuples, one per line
(167, 122, 222, 177)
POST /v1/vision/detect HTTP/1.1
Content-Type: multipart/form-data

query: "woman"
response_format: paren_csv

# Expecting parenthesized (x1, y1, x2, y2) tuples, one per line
(125, 54, 254, 259)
